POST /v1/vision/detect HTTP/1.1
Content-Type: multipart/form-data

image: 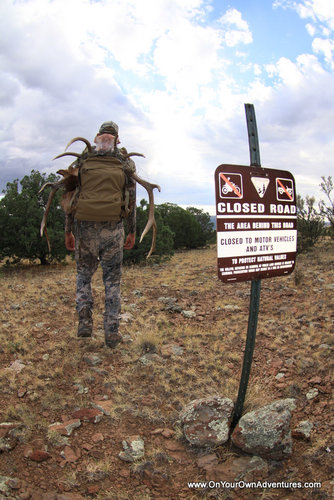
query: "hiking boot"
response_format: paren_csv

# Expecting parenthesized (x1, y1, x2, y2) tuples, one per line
(77, 307, 93, 338)
(105, 333, 123, 348)
(104, 315, 122, 348)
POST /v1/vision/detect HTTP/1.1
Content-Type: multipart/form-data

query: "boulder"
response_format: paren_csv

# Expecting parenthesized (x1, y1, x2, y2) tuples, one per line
(180, 396, 234, 447)
(231, 398, 296, 460)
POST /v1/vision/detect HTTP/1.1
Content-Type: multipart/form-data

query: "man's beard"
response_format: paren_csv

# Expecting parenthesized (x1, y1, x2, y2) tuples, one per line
(94, 133, 116, 152)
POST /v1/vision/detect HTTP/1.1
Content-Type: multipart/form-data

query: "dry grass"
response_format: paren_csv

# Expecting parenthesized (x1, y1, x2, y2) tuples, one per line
(0, 241, 333, 498)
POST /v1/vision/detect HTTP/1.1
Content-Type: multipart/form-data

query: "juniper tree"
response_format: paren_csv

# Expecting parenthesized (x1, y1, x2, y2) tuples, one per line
(0, 170, 66, 264)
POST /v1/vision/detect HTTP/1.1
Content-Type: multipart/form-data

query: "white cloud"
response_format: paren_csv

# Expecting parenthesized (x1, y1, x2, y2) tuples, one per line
(274, 0, 334, 74)
(0, 0, 333, 211)
(296, 0, 334, 29)
(305, 22, 316, 36)
(312, 37, 334, 67)
(218, 8, 253, 47)
(153, 22, 222, 93)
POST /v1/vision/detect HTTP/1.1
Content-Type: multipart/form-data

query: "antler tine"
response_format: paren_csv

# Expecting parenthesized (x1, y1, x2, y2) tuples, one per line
(65, 137, 92, 153)
(146, 220, 157, 259)
(43, 227, 51, 254)
(40, 184, 61, 252)
(39, 178, 64, 194)
(123, 152, 146, 159)
(131, 172, 161, 259)
(53, 152, 82, 160)
(39, 181, 54, 194)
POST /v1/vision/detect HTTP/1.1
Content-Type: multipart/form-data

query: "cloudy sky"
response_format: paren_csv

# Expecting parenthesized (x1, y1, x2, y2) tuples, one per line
(1, 0, 333, 214)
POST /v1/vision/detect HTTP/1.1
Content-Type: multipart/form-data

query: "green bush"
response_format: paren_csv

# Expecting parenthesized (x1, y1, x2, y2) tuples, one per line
(0, 170, 67, 264)
(319, 176, 334, 239)
(296, 194, 325, 253)
(124, 200, 174, 264)
(0, 171, 214, 266)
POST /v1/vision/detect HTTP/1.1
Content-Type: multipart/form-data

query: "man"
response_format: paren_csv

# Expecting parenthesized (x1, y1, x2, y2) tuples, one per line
(65, 121, 136, 348)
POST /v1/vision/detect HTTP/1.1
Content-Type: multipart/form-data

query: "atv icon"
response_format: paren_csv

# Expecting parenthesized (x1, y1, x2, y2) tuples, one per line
(278, 186, 293, 196)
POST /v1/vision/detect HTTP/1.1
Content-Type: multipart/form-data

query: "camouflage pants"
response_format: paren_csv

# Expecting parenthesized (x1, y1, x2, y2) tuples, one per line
(74, 220, 124, 334)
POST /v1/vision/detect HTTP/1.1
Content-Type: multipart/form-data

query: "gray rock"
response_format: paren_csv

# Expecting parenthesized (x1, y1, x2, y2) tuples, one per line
(161, 344, 184, 357)
(73, 384, 89, 394)
(158, 296, 176, 304)
(231, 399, 296, 460)
(119, 436, 145, 462)
(180, 396, 234, 447)
(223, 304, 241, 311)
(0, 423, 21, 452)
(48, 419, 81, 436)
(182, 310, 196, 318)
(5, 360, 25, 373)
(0, 476, 11, 494)
(293, 420, 314, 440)
(120, 312, 134, 322)
(306, 388, 319, 400)
(82, 354, 102, 366)
(158, 297, 182, 313)
(139, 353, 165, 366)
(0, 436, 17, 452)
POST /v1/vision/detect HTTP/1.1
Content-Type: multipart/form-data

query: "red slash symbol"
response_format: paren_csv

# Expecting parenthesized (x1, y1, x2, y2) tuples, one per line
(220, 173, 242, 198)
(277, 178, 293, 201)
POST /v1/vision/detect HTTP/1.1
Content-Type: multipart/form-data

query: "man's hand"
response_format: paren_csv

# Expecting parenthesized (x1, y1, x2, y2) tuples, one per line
(124, 233, 135, 250)
(65, 232, 75, 251)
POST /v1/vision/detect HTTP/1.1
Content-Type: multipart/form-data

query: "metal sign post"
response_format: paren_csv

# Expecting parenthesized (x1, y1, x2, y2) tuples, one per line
(231, 104, 262, 428)
(214, 104, 297, 429)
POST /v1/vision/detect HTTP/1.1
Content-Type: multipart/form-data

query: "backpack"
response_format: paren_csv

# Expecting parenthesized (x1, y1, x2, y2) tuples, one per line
(61, 148, 135, 221)
(40, 138, 160, 258)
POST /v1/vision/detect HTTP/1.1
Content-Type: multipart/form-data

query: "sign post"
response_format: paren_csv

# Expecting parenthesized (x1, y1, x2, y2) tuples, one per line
(233, 104, 262, 429)
(214, 104, 297, 428)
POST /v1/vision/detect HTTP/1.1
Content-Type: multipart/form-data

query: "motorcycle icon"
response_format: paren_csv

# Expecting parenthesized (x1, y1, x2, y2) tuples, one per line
(222, 178, 241, 195)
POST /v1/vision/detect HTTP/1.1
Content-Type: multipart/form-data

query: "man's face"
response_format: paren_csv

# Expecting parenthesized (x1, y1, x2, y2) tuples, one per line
(94, 133, 117, 152)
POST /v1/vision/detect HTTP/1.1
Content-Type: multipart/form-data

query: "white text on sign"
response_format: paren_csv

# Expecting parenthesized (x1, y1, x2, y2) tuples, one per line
(217, 230, 297, 258)
(217, 202, 296, 215)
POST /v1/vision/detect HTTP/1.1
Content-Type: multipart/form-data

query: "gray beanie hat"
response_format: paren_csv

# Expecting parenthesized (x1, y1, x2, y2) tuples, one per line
(98, 121, 119, 135)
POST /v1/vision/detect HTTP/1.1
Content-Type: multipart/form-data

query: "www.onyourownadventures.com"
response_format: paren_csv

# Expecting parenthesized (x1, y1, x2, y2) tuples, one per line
(188, 480, 322, 490)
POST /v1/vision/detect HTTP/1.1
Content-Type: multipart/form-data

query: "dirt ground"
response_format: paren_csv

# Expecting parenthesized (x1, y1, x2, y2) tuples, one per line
(0, 240, 333, 499)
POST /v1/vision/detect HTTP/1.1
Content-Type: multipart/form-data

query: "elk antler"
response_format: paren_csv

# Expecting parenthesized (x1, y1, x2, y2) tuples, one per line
(40, 141, 160, 259)
(131, 173, 161, 259)
(53, 152, 82, 160)
(123, 152, 146, 159)
(121, 151, 160, 258)
(39, 165, 80, 251)
(39, 181, 64, 252)
(65, 137, 92, 153)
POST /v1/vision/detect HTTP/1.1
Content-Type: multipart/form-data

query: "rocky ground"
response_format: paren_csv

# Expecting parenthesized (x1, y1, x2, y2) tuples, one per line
(0, 240, 333, 499)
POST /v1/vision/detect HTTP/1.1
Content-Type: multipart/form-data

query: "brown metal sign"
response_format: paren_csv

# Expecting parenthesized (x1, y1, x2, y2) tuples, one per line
(215, 164, 297, 283)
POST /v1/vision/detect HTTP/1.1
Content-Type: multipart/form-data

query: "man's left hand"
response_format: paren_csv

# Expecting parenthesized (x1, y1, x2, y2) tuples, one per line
(124, 233, 135, 250)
